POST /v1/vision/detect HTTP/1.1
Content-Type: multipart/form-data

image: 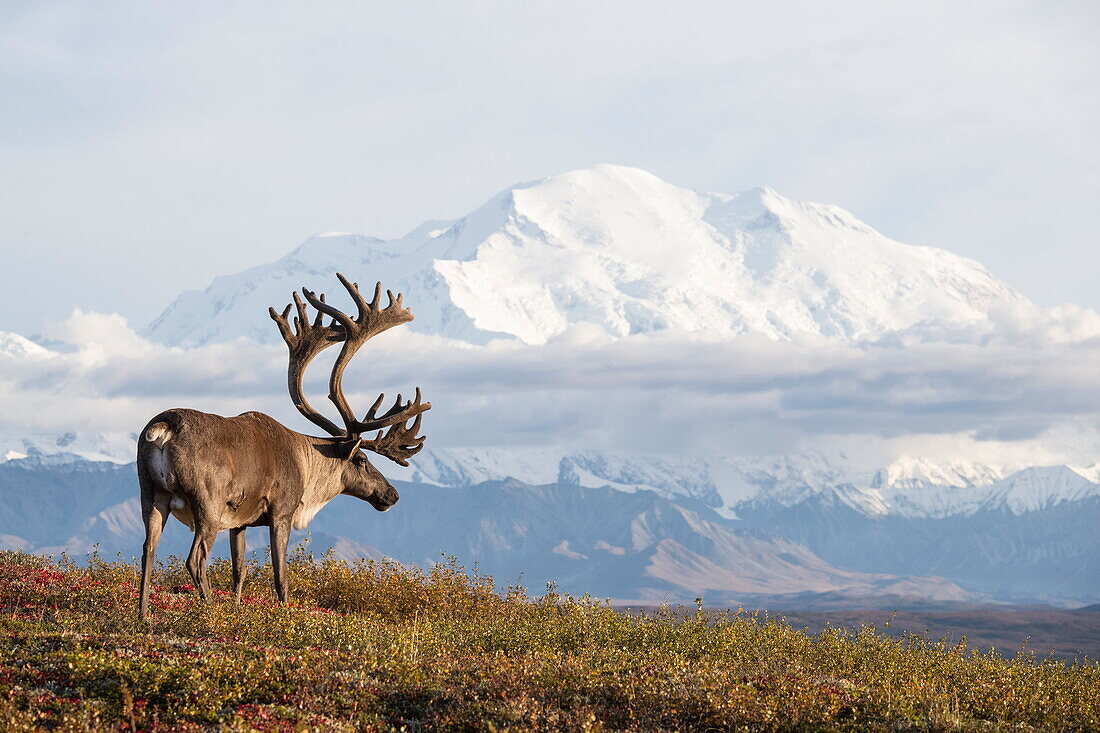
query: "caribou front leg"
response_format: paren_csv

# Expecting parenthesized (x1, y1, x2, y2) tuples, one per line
(269, 521, 292, 603)
(229, 527, 247, 604)
(139, 490, 171, 621)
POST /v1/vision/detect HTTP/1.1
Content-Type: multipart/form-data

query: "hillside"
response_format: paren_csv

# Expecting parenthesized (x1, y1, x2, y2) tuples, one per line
(1, 551, 1096, 731)
(777, 606, 1100, 663)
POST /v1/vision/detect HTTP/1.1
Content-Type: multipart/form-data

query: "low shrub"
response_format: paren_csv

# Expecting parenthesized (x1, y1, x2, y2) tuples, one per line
(0, 548, 1095, 731)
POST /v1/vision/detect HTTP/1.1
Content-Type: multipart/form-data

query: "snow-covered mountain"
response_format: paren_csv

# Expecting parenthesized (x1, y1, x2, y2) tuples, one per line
(0, 431, 137, 465)
(382, 445, 1100, 521)
(0, 331, 52, 359)
(146, 164, 1029, 347)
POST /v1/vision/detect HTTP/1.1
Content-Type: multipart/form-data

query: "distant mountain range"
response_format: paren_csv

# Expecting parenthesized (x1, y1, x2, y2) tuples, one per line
(1, 446, 1095, 608)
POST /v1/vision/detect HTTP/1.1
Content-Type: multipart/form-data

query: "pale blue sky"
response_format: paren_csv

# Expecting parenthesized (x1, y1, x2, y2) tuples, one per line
(1, 0, 1097, 335)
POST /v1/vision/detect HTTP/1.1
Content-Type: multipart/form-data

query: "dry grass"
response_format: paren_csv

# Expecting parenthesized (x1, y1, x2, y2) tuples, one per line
(0, 548, 1096, 731)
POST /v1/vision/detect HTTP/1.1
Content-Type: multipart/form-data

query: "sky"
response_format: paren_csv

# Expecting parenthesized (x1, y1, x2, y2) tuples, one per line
(0, 0, 1097, 337)
(1, 1, 1099, 469)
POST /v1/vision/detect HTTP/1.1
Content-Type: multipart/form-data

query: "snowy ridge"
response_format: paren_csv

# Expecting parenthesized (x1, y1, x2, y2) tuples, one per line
(384, 446, 1097, 519)
(3, 433, 1093, 519)
(872, 457, 1012, 491)
(0, 332, 52, 359)
(978, 466, 1100, 514)
(0, 431, 137, 465)
(145, 165, 1030, 347)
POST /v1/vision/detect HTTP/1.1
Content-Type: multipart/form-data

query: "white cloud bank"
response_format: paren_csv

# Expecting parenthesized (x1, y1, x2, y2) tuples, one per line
(3, 305, 1100, 470)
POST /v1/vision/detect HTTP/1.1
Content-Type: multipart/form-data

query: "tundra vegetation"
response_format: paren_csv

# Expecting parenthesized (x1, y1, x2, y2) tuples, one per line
(0, 549, 1096, 731)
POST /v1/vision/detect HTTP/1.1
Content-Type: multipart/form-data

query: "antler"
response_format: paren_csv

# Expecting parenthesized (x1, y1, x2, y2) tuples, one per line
(268, 291, 345, 437)
(361, 410, 427, 467)
(354, 386, 430, 434)
(300, 273, 431, 438)
(271, 273, 431, 463)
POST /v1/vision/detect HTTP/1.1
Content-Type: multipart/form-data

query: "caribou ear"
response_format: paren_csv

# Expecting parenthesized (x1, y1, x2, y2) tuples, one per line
(337, 437, 363, 459)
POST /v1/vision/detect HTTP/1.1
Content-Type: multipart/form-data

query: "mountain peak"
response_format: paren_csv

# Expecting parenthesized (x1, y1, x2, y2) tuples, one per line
(145, 165, 1030, 347)
(982, 465, 1100, 514)
(0, 332, 52, 359)
(536, 163, 672, 187)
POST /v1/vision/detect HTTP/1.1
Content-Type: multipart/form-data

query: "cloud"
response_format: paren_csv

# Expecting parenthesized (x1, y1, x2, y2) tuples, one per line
(4, 307, 1100, 468)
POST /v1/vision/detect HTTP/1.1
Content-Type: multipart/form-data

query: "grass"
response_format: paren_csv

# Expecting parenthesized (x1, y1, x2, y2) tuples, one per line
(0, 548, 1096, 731)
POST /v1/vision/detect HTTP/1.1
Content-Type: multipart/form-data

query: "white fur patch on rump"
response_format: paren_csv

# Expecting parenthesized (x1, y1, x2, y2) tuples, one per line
(144, 422, 172, 446)
(144, 422, 174, 491)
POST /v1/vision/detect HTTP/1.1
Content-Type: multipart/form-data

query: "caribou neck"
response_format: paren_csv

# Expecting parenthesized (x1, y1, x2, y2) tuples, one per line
(296, 435, 354, 504)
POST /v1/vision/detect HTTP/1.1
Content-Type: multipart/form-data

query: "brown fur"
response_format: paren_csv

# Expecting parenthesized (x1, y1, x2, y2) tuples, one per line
(137, 408, 398, 619)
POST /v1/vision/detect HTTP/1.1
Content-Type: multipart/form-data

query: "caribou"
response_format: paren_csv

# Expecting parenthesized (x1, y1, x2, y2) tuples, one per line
(136, 274, 429, 619)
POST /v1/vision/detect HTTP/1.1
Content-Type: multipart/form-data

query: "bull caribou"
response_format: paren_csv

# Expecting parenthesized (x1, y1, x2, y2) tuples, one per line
(136, 274, 429, 619)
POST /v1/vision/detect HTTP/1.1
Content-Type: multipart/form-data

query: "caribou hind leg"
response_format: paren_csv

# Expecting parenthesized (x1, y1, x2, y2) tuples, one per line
(138, 423, 175, 621)
(184, 510, 219, 600)
(138, 487, 171, 621)
(229, 527, 247, 604)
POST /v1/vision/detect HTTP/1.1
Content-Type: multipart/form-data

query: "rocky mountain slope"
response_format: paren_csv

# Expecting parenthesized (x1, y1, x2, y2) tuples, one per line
(0, 454, 975, 608)
(1, 449, 1095, 605)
